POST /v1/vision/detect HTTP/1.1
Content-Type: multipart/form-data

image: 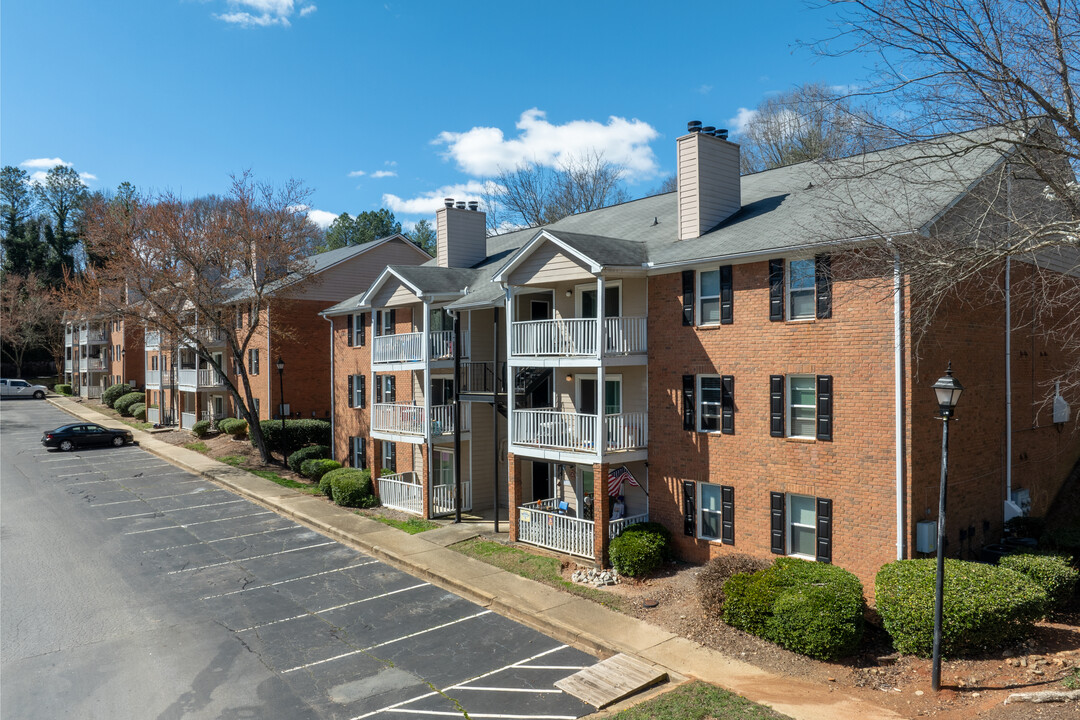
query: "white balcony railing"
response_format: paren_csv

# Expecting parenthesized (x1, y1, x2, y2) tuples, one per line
(198, 369, 224, 387)
(517, 499, 647, 559)
(513, 409, 597, 453)
(373, 332, 423, 364)
(430, 404, 470, 436)
(603, 317, 647, 355)
(181, 411, 197, 430)
(429, 330, 470, 361)
(146, 369, 161, 386)
(145, 331, 161, 349)
(378, 471, 422, 514)
(510, 316, 647, 357)
(432, 480, 472, 516)
(86, 385, 103, 399)
(147, 407, 159, 424)
(373, 403, 426, 436)
(605, 412, 648, 451)
(178, 368, 198, 387)
(86, 357, 106, 371)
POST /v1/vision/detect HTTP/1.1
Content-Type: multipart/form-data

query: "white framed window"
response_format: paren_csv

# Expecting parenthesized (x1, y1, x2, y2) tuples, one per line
(352, 312, 365, 346)
(351, 436, 366, 469)
(248, 348, 260, 375)
(697, 375, 724, 432)
(375, 309, 394, 336)
(381, 441, 396, 472)
(787, 259, 815, 320)
(698, 483, 724, 540)
(698, 269, 722, 325)
(574, 280, 621, 319)
(787, 375, 816, 438)
(433, 449, 453, 487)
(787, 494, 817, 558)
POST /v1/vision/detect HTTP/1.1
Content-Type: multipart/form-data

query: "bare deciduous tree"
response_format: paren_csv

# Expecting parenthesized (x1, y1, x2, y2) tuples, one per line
(0, 272, 61, 378)
(71, 172, 322, 463)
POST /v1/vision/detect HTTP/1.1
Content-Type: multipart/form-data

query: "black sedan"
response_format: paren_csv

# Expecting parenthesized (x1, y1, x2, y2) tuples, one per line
(41, 423, 134, 451)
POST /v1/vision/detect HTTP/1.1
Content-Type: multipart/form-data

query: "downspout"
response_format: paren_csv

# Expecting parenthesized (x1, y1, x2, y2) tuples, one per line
(324, 313, 335, 463)
(893, 247, 905, 560)
(1005, 256, 1013, 510)
(452, 309, 462, 523)
(266, 302, 272, 421)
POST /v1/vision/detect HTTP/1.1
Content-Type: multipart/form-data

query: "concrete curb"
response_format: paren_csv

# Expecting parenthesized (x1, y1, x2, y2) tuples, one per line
(45, 396, 903, 720)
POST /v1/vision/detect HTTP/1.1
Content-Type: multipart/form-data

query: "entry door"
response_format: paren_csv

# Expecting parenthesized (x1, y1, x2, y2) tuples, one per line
(576, 377, 621, 415)
(578, 285, 621, 318)
(532, 462, 551, 502)
(530, 299, 552, 320)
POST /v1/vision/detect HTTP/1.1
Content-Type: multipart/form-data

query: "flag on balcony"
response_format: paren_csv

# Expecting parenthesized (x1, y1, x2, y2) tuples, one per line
(608, 465, 639, 496)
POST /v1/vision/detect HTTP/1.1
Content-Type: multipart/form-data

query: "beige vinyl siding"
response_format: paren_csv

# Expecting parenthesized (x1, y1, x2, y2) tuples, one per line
(677, 133, 740, 240)
(281, 238, 429, 301)
(370, 279, 420, 309)
(437, 207, 487, 269)
(508, 241, 594, 286)
(621, 277, 647, 316)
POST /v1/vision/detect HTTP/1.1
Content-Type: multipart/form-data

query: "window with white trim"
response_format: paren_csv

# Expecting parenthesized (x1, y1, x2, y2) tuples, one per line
(248, 348, 260, 375)
(787, 375, 816, 438)
(695, 482, 734, 543)
(698, 269, 722, 324)
(787, 259, 815, 319)
(352, 374, 365, 408)
(788, 494, 817, 558)
(697, 376, 723, 431)
(352, 312, 365, 346)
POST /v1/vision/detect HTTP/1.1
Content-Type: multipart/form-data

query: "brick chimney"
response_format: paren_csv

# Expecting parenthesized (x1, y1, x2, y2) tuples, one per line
(436, 198, 487, 268)
(677, 121, 741, 240)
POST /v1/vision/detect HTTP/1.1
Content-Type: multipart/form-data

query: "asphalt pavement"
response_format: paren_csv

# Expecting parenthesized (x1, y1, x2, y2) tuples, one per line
(1, 399, 597, 720)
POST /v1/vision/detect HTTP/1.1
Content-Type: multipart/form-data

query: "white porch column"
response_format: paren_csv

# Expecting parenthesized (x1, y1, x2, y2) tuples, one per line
(422, 301, 432, 499)
(595, 275, 605, 460)
(505, 287, 516, 447)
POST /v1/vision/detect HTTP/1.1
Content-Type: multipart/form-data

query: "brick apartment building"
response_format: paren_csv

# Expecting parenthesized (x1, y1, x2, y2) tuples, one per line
(145, 235, 429, 429)
(327, 122, 1078, 593)
(63, 313, 144, 399)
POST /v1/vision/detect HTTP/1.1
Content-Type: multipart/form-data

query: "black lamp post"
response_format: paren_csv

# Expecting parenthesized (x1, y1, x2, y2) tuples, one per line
(276, 355, 286, 435)
(930, 361, 964, 691)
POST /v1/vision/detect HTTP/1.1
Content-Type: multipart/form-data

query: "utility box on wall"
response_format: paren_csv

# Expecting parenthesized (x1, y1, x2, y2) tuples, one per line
(916, 520, 937, 553)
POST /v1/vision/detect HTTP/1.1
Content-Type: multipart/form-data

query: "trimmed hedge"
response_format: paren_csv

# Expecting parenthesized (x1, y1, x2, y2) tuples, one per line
(253, 419, 331, 455)
(876, 559, 1047, 657)
(102, 383, 132, 408)
(609, 523, 671, 577)
(302, 459, 341, 482)
(999, 552, 1077, 609)
(723, 557, 866, 660)
(54, 383, 72, 395)
(324, 468, 377, 508)
(217, 418, 248, 437)
(114, 392, 146, 416)
(698, 553, 772, 619)
(191, 419, 212, 438)
(131, 403, 147, 421)
(287, 444, 331, 474)
(318, 472, 336, 499)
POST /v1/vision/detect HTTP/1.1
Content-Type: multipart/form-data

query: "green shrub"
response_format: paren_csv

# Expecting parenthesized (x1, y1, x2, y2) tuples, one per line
(287, 444, 331, 473)
(325, 468, 377, 508)
(218, 418, 248, 437)
(191, 419, 212, 438)
(102, 382, 132, 408)
(301, 458, 341, 482)
(609, 524, 669, 577)
(999, 552, 1077, 608)
(318, 472, 335, 499)
(253, 419, 331, 455)
(876, 559, 1047, 657)
(131, 403, 147, 421)
(698, 553, 772, 619)
(114, 392, 146, 416)
(723, 558, 865, 660)
(620, 521, 674, 559)
(1005, 515, 1046, 539)
(54, 383, 72, 395)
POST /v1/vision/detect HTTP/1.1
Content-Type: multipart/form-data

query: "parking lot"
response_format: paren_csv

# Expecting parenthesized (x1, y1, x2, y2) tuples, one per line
(2, 401, 597, 719)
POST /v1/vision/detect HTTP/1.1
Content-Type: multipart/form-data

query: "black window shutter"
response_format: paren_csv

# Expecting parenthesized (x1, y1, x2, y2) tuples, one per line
(347, 436, 355, 466)
(359, 313, 366, 346)
(816, 375, 833, 441)
(346, 314, 354, 347)
(721, 485, 734, 545)
(359, 437, 367, 469)
(769, 375, 784, 437)
(815, 254, 832, 319)
(359, 375, 366, 408)
(721, 375, 735, 435)
(770, 491, 786, 554)
(681, 270, 695, 326)
(375, 374, 382, 404)
(816, 498, 833, 563)
(683, 481, 696, 536)
(719, 265, 733, 324)
(682, 375, 696, 431)
(387, 375, 396, 403)
(768, 259, 784, 321)
(347, 375, 354, 408)
(388, 309, 396, 334)
(388, 442, 397, 472)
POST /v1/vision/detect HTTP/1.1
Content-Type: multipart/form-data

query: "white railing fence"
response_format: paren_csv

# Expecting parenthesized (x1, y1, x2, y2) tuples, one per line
(87, 357, 106, 371)
(430, 404, 470, 436)
(605, 412, 648, 451)
(511, 318, 596, 357)
(373, 332, 423, 364)
(181, 411, 197, 430)
(609, 513, 648, 537)
(86, 385, 103, 399)
(198, 369, 224, 386)
(378, 471, 422, 514)
(517, 500, 594, 558)
(432, 480, 472, 516)
(513, 409, 596, 452)
(146, 369, 161, 386)
(373, 403, 426, 435)
(178, 368, 198, 387)
(145, 331, 161, 348)
(147, 407, 159, 424)
(603, 316, 647, 354)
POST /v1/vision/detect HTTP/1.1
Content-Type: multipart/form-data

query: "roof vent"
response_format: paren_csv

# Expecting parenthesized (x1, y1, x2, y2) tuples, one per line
(687, 120, 702, 134)
(467, 201, 479, 211)
(716, 128, 729, 140)
(455, 201, 466, 209)
(444, 198, 455, 208)
(701, 126, 716, 136)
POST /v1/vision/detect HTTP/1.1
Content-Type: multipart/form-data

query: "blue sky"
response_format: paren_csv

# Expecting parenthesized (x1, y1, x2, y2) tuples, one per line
(1, 1, 870, 231)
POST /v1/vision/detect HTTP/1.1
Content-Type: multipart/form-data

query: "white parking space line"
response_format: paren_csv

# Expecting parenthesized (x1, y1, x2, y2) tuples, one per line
(166, 541, 335, 574)
(350, 645, 572, 720)
(57, 471, 103, 477)
(67, 479, 117, 486)
(513, 666, 587, 671)
(124, 511, 274, 535)
(200, 560, 377, 599)
(135, 488, 220, 501)
(282, 610, 492, 674)
(108, 499, 245, 520)
(234, 583, 430, 632)
(89, 498, 144, 508)
(452, 687, 563, 694)
(38, 458, 84, 464)
(142, 526, 302, 553)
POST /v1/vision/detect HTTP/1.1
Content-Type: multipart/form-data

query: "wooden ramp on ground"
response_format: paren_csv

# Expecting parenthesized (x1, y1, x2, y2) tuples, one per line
(555, 653, 667, 709)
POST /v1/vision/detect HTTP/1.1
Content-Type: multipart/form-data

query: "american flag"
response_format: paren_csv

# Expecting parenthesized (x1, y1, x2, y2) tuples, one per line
(608, 466, 639, 496)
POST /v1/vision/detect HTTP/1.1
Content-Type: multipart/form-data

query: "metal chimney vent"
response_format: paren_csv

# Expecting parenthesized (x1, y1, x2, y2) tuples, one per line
(444, 198, 455, 208)
(467, 201, 479, 211)
(701, 126, 716, 136)
(717, 128, 729, 140)
(687, 120, 702, 133)
(455, 201, 466, 209)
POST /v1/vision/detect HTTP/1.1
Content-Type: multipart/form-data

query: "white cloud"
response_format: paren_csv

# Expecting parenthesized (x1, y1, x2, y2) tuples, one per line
(383, 181, 500, 216)
(299, 4, 316, 16)
(21, 157, 71, 169)
(697, 84, 713, 95)
(347, 170, 365, 177)
(307, 209, 337, 228)
(80, 172, 98, 182)
(434, 108, 660, 179)
(29, 171, 49, 184)
(212, 0, 315, 28)
(370, 170, 397, 179)
(728, 107, 758, 135)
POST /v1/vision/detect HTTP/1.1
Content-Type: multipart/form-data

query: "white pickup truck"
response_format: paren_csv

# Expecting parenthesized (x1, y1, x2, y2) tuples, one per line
(0, 378, 49, 399)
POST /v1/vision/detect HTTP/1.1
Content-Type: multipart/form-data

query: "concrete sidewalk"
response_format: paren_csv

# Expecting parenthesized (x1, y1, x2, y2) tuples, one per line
(47, 396, 902, 720)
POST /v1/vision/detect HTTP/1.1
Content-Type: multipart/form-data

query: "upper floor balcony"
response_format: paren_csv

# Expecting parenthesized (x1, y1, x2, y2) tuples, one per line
(145, 330, 161, 350)
(372, 402, 471, 438)
(182, 326, 227, 348)
(509, 317, 646, 363)
(372, 330, 470, 367)
(178, 367, 225, 391)
(511, 408, 647, 461)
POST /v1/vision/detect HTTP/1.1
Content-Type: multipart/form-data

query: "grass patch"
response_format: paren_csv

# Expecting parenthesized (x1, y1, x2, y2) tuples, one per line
(184, 441, 209, 453)
(248, 468, 319, 494)
(218, 455, 245, 467)
(451, 538, 623, 610)
(610, 681, 790, 720)
(372, 516, 440, 534)
(121, 419, 153, 430)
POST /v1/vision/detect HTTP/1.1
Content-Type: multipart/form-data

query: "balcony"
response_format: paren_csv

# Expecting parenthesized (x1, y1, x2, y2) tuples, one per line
(459, 361, 504, 395)
(510, 317, 646, 359)
(183, 326, 227, 347)
(146, 369, 161, 387)
(512, 409, 647, 456)
(516, 499, 647, 559)
(86, 357, 106, 371)
(377, 471, 423, 514)
(178, 368, 225, 390)
(145, 330, 161, 349)
(372, 331, 471, 366)
(373, 403, 469, 437)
